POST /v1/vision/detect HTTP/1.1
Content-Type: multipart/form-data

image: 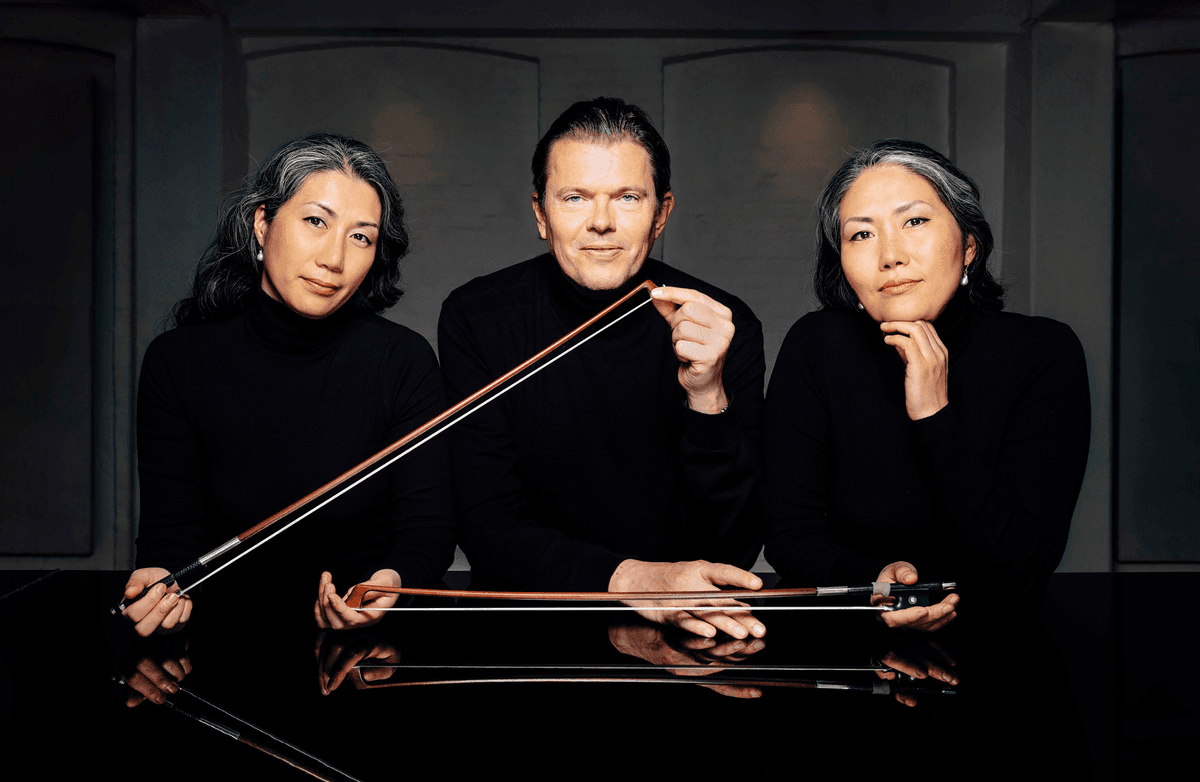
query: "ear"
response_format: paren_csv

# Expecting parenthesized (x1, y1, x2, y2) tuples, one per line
(651, 192, 675, 240)
(253, 204, 269, 248)
(531, 193, 549, 240)
(964, 233, 977, 268)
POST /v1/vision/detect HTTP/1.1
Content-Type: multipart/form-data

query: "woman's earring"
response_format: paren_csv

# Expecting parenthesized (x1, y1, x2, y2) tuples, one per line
(857, 301, 865, 311)
(256, 247, 264, 263)
(960, 269, 969, 286)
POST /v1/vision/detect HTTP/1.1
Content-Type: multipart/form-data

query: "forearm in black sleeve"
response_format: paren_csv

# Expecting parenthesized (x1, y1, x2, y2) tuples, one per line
(913, 322, 1091, 595)
(378, 336, 457, 589)
(679, 314, 767, 571)
(763, 322, 890, 586)
(134, 338, 213, 574)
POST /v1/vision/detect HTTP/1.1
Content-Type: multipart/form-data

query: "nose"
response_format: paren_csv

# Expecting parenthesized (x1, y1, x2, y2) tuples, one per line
(587, 197, 615, 234)
(318, 237, 345, 273)
(879, 229, 903, 270)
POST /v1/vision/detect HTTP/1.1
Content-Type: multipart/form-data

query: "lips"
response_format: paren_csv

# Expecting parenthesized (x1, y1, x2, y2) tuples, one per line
(302, 277, 339, 296)
(880, 278, 920, 295)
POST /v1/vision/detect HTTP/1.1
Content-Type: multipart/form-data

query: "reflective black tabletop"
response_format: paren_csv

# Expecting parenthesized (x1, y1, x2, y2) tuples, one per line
(0, 571, 1190, 780)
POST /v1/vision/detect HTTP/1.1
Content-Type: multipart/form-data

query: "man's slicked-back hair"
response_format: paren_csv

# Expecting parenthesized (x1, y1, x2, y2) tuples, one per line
(532, 97, 672, 209)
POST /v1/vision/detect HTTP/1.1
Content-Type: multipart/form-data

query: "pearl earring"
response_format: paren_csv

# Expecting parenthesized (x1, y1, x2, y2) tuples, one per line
(857, 301, 865, 311)
(960, 269, 969, 286)
(256, 248, 264, 263)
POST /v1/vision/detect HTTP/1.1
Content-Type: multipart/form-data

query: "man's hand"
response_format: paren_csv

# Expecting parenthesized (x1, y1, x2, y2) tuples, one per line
(650, 286, 735, 414)
(121, 568, 192, 637)
(314, 569, 401, 630)
(608, 559, 765, 639)
(609, 623, 766, 699)
(873, 561, 959, 631)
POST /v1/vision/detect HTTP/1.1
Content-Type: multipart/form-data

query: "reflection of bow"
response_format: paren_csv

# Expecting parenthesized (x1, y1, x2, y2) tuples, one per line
(114, 282, 661, 615)
(345, 663, 957, 699)
(114, 676, 361, 782)
(343, 581, 957, 611)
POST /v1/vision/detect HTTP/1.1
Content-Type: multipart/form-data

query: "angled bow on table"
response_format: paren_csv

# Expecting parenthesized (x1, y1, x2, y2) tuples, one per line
(115, 281, 661, 615)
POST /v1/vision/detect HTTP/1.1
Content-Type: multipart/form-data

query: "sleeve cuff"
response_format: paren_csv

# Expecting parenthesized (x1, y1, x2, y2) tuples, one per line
(681, 399, 739, 451)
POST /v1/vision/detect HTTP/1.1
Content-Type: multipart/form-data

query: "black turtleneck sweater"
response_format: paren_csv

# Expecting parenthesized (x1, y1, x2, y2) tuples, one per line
(437, 255, 766, 591)
(763, 292, 1091, 598)
(135, 291, 456, 593)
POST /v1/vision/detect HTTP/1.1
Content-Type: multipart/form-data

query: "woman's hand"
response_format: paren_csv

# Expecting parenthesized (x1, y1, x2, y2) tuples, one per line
(881, 320, 949, 420)
(314, 569, 401, 630)
(873, 561, 959, 631)
(314, 631, 400, 694)
(120, 641, 193, 707)
(121, 567, 192, 637)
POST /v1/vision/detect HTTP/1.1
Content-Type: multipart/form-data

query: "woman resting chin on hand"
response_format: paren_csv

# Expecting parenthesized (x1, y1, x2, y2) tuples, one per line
(764, 140, 1090, 625)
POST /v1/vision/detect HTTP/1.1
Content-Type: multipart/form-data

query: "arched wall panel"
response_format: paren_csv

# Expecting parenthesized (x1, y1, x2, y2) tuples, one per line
(246, 43, 543, 350)
(663, 48, 951, 378)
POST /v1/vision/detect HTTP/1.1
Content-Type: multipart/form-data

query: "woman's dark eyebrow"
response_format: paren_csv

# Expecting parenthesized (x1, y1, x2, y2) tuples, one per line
(304, 201, 379, 228)
(893, 200, 931, 214)
(843, 200, 933, 227)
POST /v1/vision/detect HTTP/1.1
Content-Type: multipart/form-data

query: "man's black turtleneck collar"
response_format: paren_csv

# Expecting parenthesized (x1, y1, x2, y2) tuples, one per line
(246, 288, 351, 356)
(544, 253, 658, 321)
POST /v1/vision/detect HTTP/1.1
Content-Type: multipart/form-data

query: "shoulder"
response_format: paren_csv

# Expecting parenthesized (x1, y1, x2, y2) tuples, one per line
(441, 256, 546, 321)
(349, 310, 435, 354)
(141, 315, 241, 370)
(971, 311, 1089, 399)
(974, 310, 1085, 361)
(647, 261, 760, 330)
(778, 309, 864, 357)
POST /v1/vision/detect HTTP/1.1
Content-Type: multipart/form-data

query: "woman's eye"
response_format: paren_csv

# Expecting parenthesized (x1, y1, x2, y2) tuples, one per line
(849, 230, 870, 241)
(306, 216, 325, 227)
(353, 233, 373, 246)
(906, 217, 928, 227)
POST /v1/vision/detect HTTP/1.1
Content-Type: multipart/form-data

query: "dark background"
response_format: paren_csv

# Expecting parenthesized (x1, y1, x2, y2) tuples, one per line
(1, 0, 1196, 576)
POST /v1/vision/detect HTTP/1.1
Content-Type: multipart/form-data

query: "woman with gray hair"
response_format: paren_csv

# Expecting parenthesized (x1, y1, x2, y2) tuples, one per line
(121, 133, 455, 635)
(764, 139, 1090, 629)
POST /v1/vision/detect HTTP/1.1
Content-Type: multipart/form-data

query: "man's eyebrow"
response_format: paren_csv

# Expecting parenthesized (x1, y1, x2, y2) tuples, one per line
(304, 201, 379, 229)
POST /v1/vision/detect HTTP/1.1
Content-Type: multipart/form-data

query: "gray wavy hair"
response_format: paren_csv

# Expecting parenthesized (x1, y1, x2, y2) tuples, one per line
(172, 132, 409, 326)
(812, 139, 1003, 312)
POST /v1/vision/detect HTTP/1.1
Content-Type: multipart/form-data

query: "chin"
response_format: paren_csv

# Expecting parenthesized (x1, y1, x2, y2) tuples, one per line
(574, 268, 635, 291)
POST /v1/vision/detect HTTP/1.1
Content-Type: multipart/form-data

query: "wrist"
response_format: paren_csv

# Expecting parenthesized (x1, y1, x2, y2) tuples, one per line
(684, 385, 730, 415)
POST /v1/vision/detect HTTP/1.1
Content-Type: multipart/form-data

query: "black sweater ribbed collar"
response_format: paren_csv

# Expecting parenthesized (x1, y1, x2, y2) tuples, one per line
(245, 289, 350, 355)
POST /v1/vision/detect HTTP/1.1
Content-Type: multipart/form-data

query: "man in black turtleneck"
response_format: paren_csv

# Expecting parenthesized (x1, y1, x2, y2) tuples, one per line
(438, 98, 767, 640)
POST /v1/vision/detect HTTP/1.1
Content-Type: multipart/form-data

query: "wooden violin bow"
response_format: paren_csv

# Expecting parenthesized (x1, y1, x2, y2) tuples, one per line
(115, 281, 660, 615)
(343, 581, 957, 611)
